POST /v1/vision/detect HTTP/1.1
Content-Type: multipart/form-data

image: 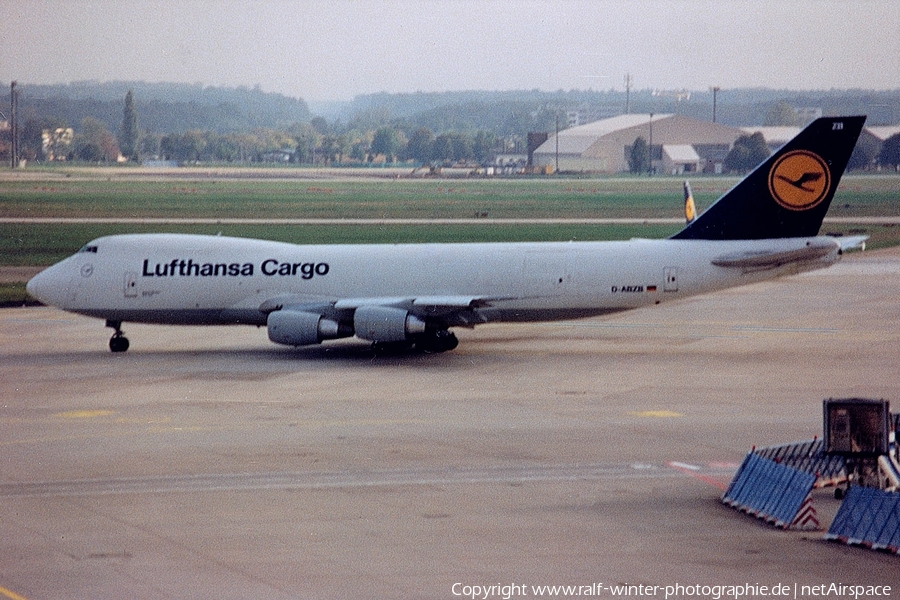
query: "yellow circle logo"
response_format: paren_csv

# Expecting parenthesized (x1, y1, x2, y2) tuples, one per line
(768, 150, 831, 211)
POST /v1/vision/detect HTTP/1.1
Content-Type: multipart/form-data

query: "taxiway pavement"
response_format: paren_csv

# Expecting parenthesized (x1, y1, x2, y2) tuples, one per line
(1, 249, 899, 598)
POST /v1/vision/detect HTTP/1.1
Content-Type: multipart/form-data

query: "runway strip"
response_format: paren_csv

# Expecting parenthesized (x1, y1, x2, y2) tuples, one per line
(3, 217, 899, 225)
(1, 217, 681, 225)
(0, 462, 733, 498)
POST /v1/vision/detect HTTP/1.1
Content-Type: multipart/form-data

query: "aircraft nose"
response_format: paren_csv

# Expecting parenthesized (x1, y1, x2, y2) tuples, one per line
(26, 269, 50, 304)
(26, 265, 68, 307)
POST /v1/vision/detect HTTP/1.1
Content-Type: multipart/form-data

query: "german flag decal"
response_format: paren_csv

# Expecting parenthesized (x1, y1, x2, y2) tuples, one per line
(767, 150, 831, 211)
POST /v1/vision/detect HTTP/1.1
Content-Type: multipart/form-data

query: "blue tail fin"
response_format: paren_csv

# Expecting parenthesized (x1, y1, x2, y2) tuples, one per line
(672, 116, 865, 240)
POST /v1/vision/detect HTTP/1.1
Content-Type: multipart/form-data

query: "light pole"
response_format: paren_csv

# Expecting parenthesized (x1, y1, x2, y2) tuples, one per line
(711, 86, 720, 123)
(555, 116, 559, 174)
(10, 81, 18, 169)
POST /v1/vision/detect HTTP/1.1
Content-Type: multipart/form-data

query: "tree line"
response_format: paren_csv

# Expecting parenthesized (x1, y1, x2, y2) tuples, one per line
(4, 90, 512, 166)
(4, 82, 900, 169)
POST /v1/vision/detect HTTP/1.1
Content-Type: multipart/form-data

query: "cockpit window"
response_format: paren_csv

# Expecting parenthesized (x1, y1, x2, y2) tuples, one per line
(78, 245, 98, 254)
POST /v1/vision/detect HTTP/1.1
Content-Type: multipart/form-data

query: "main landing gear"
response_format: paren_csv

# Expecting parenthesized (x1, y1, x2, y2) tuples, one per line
(370, 329, 459, 356)
(416, 329, 459, 353)
(106, 320, 130, 353)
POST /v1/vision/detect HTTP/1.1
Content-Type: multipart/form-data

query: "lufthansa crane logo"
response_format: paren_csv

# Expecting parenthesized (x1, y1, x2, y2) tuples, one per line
(768, 150, 831, 211)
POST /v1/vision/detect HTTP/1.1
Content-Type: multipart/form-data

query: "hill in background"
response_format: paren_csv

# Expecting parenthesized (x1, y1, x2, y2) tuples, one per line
(3, 81, 899, 140)
(7, 81, 311, 134)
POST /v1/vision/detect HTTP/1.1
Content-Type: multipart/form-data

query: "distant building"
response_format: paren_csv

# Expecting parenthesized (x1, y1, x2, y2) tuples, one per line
(532, 114, 743, 174)
(795, 107, 823, 124)
(661, 144, 701, 175)
(866, 125, 900, 144)
(526, 132, 548, 166)
(565, 105, 620, 128)
(261, 149, 295, 163)
(493, 153, 527, 167)
(534, 115, 900, 174)
(860, 125, 900, 169)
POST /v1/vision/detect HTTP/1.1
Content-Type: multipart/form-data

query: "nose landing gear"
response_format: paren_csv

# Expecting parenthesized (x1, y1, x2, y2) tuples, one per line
(106, 320, 130, 353)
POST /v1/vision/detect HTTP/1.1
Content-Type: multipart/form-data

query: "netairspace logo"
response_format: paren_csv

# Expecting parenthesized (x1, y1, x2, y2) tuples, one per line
(450, 582, 894, 600)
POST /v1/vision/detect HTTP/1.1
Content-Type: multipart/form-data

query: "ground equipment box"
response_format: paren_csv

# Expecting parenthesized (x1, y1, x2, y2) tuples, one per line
(823, 398, 891, 457)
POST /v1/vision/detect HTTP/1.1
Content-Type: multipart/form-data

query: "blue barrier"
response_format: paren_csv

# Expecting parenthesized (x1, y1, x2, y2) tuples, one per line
(825, 486, 900, 554)
(722, 453, 818, 529)
(752, 439, 846, 487)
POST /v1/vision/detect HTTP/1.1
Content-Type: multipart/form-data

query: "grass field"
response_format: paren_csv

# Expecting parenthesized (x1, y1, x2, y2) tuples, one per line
(0, 178, 728, 220)
(1, 168, 898, 303)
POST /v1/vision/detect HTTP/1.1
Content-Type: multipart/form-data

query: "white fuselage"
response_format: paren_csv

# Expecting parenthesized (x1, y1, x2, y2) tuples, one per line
(27, 233, 844, 328)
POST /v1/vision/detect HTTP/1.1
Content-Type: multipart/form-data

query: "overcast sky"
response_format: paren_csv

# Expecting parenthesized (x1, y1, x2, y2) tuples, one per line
(2, 0, 898, 101)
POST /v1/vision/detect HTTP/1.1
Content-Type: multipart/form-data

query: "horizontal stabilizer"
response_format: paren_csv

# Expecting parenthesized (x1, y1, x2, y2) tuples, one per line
(711, 239, 837, 269)
(836, 235, 868, 252)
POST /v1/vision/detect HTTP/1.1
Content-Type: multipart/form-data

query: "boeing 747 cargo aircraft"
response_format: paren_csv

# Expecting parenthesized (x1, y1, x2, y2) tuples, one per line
(27, 116, 866, 353)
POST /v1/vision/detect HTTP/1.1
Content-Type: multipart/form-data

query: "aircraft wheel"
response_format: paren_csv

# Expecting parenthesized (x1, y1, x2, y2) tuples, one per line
(371, 340, 413, 356)
(417, 329, 458, 353)
(109, 335, 130, 353)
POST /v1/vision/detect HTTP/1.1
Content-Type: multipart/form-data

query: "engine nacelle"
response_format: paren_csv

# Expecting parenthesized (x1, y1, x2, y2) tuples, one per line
(267, 310, 344, 346)
(353, 305, 426, 342)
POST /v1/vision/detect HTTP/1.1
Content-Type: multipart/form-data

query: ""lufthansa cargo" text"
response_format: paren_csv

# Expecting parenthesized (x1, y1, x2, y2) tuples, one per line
(141, 258, 330, 279)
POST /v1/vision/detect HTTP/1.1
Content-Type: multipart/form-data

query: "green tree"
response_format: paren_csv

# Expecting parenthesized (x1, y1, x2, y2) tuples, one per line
(74, 117, 119, 162)
(76, 141, 104, 162)
(847, 143, 877, 169)
(120, 90, 139, 161)
(288, 122, 318, 164)
(472, 131, 497, 163)
(406, 127, 434, 163)
(139, 133, 161, 159)
(764, 101, 800, 126)
(205, 133, 239, 162)
(878, 133, 900, 168)
(159, 131, 205, 162)
(318, 135, 341, 164)
(21, 117, 66, 161)
(371, 127, 400, 162)
(310, 117, 330, 135)
(432, 134, 455, 162)
(724, 132, 770, 172)
(628, 137, 649, 173)
(451, 133, 473, 162)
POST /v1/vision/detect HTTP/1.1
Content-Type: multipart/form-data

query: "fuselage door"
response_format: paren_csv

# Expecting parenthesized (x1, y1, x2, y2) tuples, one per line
(124, 271, 138, 298)
(664, 267, 678, 292)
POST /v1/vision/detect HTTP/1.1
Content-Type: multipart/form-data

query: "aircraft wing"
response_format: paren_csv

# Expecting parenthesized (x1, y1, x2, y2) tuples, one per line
(711, 238, 838, 270)
(337, 295, 499, 311)
(260, 293, 503, 324)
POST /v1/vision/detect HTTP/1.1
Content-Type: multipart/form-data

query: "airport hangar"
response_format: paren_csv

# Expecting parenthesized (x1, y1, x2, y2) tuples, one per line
(531, 113, 743, 174)
(531, 113, 900, 175)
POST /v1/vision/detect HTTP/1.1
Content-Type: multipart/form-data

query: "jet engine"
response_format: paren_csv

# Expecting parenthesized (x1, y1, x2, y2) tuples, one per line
(267, 310, 349, 346)
(353, 305, 426, 342)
